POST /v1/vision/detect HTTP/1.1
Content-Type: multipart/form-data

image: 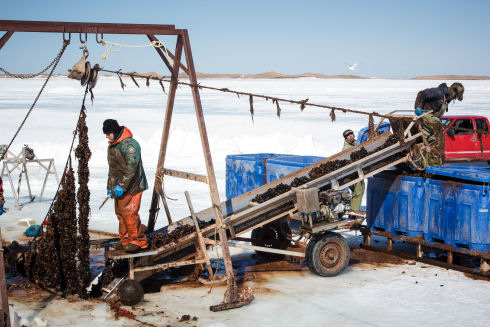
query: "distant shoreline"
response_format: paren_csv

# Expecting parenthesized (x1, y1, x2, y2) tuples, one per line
(1, 72, 490, 80)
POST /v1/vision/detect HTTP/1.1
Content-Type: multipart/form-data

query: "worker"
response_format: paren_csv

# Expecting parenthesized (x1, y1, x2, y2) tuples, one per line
(0, 177, 4, 215)
(342, 129, 365, 213)
(414, 82, 464, 166)
(103, 119, 149, 252)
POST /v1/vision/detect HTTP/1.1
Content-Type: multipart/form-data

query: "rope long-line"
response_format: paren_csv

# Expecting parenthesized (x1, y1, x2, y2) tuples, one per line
(0, 39, 70, 161)
(98, 68, 490, 135)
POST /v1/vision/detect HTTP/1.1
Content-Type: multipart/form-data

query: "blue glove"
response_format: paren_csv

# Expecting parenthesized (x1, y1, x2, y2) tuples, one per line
(114, 185, 124, 198)
(107, 189, 113, 198)
(0, 204, 3, 215)
(415, 107, 423, 116)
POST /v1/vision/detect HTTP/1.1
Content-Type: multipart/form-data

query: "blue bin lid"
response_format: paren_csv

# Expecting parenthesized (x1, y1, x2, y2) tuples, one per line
(426, 166, 490, 184)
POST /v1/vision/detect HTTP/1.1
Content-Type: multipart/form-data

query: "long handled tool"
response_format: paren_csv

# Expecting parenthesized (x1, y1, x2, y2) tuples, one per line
(99, 195, 111, 210)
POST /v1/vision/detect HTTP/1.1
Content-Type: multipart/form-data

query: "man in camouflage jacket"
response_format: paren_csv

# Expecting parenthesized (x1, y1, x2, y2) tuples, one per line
(104, 119, 148, 251)
(414, 82, 464, 166)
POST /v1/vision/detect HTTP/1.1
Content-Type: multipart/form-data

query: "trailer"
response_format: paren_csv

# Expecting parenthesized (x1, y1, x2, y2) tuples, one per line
(100, 117, 426, 308)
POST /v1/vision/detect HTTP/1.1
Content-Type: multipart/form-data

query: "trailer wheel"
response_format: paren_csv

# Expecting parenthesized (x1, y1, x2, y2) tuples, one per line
(118, 279, 144, 306)
(307, 232, 350, 277)
(251, 220, 291, 257)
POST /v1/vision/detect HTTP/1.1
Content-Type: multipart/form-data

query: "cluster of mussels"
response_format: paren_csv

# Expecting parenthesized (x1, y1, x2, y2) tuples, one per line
(75, 107, 92, 298)
(150, 219, 215, 250)
(24, 106, 92, 297)
(252, 135, 401, 204)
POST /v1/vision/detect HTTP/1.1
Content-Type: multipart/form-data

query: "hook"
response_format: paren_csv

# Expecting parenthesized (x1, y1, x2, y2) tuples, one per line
(79, 30, 87, 44)
(95, 28, 104, 44)
(62, 26, 71, 42)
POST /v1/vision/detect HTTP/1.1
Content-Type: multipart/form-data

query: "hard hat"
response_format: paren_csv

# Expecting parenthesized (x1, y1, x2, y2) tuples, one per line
(449, 82, 464, 101)
(343, 129, 354, 138)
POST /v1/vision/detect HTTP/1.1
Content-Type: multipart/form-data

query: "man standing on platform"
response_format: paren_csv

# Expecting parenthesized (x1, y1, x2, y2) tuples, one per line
(103, 119, 148, 252)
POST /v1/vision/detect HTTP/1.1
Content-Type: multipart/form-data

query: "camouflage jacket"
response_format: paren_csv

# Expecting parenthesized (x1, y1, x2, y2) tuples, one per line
(414, 83, 449, 119)
(107, 127, 148, 195)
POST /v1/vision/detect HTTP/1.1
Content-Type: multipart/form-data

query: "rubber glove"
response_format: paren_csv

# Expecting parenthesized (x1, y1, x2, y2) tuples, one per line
(107, 189, 113, 198)
(114, 185, 124, 198)
(415, 107, 423, 116)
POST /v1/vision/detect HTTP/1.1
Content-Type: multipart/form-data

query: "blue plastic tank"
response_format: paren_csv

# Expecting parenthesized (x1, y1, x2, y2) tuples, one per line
(265, 155, 325, 183)
(225, 153, 286, 200)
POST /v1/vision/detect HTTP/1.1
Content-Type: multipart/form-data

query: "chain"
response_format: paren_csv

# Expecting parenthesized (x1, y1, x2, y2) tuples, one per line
(0, 40, 70, 79)
(0, 39, 70, 161)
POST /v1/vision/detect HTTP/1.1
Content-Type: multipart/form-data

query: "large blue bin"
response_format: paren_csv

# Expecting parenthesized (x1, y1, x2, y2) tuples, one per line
(367, 171, 424, 237)
(366, 171, 396, 234)
(226, 153, 286, 200)
(265, 155, 325, 183)
(424, 179, 490, 252)
(424, 166, 490, 252)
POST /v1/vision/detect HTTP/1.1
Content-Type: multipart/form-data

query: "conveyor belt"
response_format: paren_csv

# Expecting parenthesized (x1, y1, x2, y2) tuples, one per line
(106, 130, 423, 272)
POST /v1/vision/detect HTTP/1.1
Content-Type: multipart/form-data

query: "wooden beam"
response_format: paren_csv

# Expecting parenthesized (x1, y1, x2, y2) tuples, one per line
(0, 20, 179, 35)
(163, 168, 208, 184)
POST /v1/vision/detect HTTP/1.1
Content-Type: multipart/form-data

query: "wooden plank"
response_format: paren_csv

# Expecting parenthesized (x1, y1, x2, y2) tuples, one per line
(163, 168, 208, 184)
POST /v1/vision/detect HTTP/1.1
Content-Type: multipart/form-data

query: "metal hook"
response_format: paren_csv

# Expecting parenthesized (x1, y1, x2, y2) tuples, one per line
(95, 28, 104, 44)
(79, 31, 87, 44)
(62, 26, 71, 42)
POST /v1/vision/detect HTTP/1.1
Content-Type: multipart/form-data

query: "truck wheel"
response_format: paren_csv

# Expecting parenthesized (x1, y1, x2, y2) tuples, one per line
(118, 279, 144, 306)
(307, 232, 350, 277)
(251, 220, 291, 257)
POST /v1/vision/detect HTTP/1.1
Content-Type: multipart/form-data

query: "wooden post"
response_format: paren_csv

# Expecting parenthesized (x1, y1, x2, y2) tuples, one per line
(182, 30, 236, 302)
(184, 191, 214, 277)
(0, 228, 11, 327)
(147, 34, 184, 232)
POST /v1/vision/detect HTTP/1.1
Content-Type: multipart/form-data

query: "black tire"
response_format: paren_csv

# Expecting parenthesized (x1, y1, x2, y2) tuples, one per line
(118, 280, 144, 306)
(305, 234, 321, 271)
(307, 232, 350, 277)
(251, 220, 291, 257)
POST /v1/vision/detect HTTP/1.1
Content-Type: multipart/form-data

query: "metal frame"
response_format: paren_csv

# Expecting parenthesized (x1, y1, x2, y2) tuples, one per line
(0, 20, 238, 304)
(0, 146, 59, 208)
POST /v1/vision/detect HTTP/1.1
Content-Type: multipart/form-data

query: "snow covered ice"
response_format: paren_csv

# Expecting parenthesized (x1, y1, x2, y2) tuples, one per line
(1, 76, 490, 326)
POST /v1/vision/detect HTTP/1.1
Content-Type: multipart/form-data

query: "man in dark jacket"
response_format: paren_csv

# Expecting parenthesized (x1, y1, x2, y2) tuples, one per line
(414, 82, 464, 165)
(103, 119, 148, 251)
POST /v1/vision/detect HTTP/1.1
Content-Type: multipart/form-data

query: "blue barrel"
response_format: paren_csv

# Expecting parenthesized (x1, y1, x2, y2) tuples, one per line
(225, 153, 286, 200)
(265, 155, 325, 183)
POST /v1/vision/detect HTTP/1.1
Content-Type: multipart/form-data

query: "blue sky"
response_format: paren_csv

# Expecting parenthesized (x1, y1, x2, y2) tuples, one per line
(1, 0, 490, 78)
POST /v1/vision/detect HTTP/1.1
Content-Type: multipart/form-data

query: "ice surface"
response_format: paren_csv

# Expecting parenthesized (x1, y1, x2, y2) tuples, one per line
(1, 76, 489, 326)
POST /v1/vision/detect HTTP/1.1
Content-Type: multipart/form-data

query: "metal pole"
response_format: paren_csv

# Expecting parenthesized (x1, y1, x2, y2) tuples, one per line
(147, 34, 184, 233)
(0, 228, 11, 327)
(181, 30, 236, 299)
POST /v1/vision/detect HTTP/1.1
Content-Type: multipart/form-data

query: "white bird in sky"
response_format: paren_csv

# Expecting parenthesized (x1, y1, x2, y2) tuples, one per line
(344, 62, 359, 71)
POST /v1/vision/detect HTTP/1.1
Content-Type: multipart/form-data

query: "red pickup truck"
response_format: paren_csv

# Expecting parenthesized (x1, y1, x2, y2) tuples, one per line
(442, 115, 490, 161)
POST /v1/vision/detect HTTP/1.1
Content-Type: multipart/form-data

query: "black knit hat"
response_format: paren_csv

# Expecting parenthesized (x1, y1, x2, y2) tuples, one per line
(343, 129, 354, 139)
(103, 119, 122, 135)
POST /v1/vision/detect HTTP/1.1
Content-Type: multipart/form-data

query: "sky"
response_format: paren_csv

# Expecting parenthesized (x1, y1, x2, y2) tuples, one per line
(1, 0, 490, 78)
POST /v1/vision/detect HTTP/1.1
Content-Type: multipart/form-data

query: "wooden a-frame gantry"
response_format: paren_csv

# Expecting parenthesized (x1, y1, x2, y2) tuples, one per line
(0, 20, 239, 305)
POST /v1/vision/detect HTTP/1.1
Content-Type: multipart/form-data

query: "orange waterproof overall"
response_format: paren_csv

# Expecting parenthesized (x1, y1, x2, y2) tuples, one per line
(114, 192, 148, 248)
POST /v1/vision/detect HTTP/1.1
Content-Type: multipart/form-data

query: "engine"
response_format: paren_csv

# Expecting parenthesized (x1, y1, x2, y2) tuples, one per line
(296, 187, 352, 227)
